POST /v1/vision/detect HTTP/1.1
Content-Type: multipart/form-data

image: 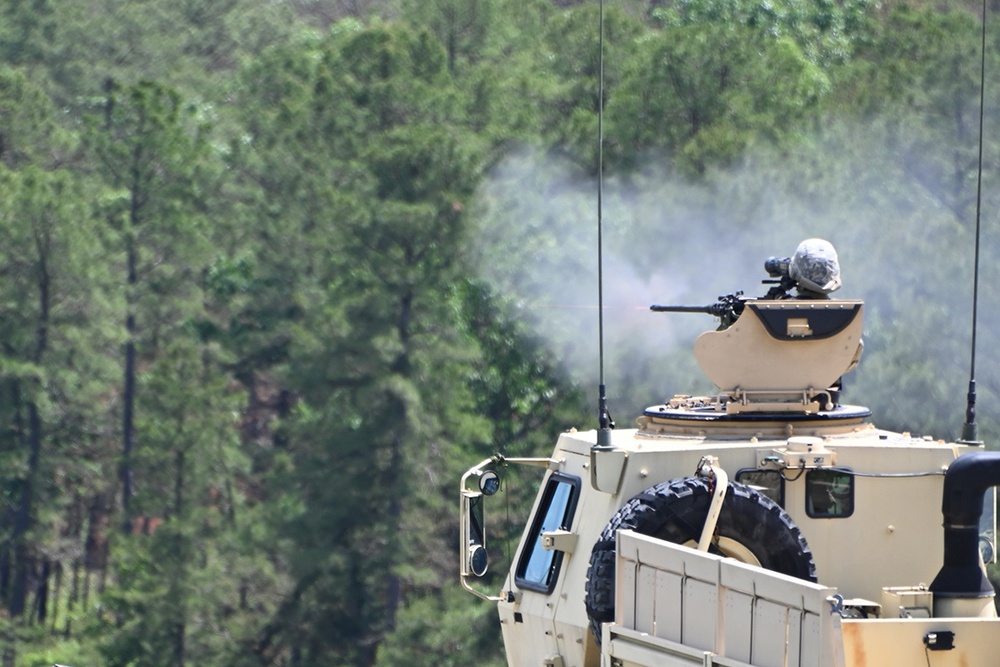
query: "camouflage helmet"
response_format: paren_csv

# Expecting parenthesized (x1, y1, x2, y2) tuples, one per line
(789, 238, 841, 295)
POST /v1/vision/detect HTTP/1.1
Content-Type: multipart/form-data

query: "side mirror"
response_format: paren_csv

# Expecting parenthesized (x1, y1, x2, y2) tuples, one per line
(459, 456, 557, 602)
(478, 469, 500, 496)
(462, 492, 488, 577)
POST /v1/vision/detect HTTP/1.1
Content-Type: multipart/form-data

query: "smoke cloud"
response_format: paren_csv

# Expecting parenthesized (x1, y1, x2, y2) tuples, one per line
(470, 122, 1000, 441)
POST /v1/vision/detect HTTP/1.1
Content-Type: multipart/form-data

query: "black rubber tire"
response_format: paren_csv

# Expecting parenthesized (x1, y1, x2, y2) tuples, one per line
(584, 476, 816, 642)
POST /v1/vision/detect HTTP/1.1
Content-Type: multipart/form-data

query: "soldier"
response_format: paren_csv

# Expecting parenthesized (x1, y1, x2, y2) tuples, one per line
(788, 238, 842, 298)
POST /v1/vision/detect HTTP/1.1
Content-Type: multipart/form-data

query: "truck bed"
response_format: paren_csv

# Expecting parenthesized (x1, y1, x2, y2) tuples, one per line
(608, 530, 1000, 667)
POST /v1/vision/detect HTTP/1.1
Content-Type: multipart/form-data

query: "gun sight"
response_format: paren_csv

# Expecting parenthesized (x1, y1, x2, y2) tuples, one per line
(764, 256, 791, 278)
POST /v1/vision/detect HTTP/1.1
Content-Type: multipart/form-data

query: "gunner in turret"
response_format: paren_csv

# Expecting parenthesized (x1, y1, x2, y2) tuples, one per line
(786, 238, 842, 299)
(761, 238, 842, 300)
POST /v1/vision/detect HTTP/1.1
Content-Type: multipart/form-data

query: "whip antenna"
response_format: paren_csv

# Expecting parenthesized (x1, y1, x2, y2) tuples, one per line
(596, 0, 614, 446)
(961, 0, 987, 445)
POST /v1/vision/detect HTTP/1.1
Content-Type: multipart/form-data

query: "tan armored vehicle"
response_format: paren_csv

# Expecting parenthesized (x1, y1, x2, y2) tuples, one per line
(460, 240, 1000, 667)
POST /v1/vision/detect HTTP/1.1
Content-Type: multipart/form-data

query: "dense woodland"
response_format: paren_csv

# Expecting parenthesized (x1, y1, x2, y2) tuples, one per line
(1, 0, 1000, 664)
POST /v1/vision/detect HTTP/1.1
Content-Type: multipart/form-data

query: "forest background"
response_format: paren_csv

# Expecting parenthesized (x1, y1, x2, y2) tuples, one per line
(0, 0, 999, 665)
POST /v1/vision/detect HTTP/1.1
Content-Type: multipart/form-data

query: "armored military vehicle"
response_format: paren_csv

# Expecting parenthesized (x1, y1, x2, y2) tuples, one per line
(460, 239, 1000, 667)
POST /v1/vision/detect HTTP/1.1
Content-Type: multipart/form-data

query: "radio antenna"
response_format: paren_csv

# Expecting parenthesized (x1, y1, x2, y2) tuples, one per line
(960, 0, 987, 445)
(596, 0, 614, 446)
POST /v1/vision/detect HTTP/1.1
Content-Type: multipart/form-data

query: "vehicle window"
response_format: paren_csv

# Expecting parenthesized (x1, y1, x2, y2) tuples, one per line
(735, 469, 784, 507)
(806, 469, 854, 518)
(515, 473, 580, 594)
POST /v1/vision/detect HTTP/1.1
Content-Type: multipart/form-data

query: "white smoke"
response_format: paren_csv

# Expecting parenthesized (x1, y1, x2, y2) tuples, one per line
(470, 126, 1000, 440)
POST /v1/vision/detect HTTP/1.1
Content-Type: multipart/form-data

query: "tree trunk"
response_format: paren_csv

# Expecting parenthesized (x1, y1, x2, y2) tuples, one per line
(381, 289, 413, 650)
(51, 562, 62, 633)
(121, 239, 138, 534)
(9, 398, 42, 619)
(35, 558, 50, 624)
(172, 620, 186, 667)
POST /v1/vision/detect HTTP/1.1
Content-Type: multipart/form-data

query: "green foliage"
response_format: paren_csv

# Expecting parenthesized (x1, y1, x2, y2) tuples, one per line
(0, 160, 121, 627)
(36, 0, 299, 110)
(15, 636, 103, 667)
(835, 7, 993, 220)
(375, 584, 506, 667)
(654, 0, 873, 64)
(0, 0, 57, 67)
(97, 337, 273, 667)
(539, 4, 645, 166)
(0, 66, 72, 167)
(608, 23, 829, 173)
(400, 0, 499, 73)
(462, 280, 585, 456)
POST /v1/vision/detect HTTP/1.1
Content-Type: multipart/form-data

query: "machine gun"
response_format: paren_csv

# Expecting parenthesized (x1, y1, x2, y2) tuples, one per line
(650, 292, 747, 329)
(650, 255, 814, 329)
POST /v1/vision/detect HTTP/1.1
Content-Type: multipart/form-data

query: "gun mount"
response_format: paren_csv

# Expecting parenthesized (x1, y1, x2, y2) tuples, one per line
(649, 240, 860, 413)
(650, 296, 864, 413)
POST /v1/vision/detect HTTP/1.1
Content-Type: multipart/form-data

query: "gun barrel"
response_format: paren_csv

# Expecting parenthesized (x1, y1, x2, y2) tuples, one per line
(650, 305, 715, 313)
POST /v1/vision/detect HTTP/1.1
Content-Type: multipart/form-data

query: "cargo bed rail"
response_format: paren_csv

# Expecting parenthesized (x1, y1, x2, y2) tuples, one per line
(609, 530, 842, 667)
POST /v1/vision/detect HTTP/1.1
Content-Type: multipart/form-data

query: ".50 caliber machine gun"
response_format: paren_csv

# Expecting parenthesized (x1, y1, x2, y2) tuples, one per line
(650, 292, 747, 329)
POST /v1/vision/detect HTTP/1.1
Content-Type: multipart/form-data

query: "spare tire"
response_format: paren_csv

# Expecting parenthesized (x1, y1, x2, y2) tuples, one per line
(584, 476, 816, 642)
